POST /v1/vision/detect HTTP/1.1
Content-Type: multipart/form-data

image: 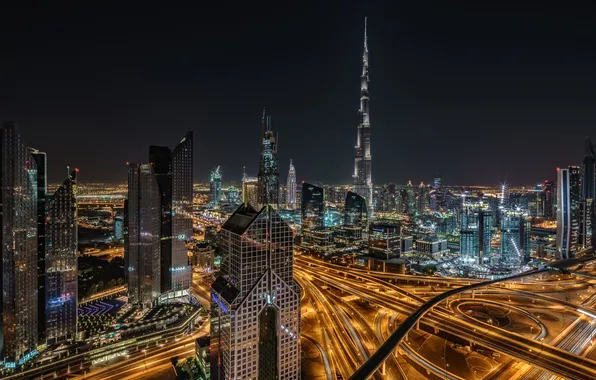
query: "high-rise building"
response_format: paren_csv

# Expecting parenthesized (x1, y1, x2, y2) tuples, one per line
(416, 182, 427, 215)
(209, 166, 222, 207)
(433, 174, 442, 189)
(1, 122, 38, 367)
(543, 180, 555, 219)
(257, 110, 279, 207)
(114, 215, 124, 241)
(45, 169, 78, 343)
(569, 166, 581, 254)
(581, 138, 595, 249)
(404, 181, 415, 215)
(352, 18, 373, 212)
(344, 191, 368, 229)
(149, 145, 172, 294)
(149, 132, 193, 294)
(286, 159, 296, 208)
(29, 148, 47, 344)
(500, 208, 530, 267)
(210, 204, 301, 379)
(459, 201, 493, 265)
(126, 163, 161, 308)
(556, 167, 581, 258)
(171, 132, 193, 292)
(301, 182, 325, 232)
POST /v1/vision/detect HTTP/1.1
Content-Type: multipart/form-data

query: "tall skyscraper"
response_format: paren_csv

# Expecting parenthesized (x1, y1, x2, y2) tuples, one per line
(210, 204, 301, 379)
(149, 131, 193, 294)
(171, 132, 193, 292)
(569, 166, 581, 254)
(344, 191, 368, 229)
(301, 182, 325, 232)
(286, 159, 297, 208)
(149, 145, 172, 294)
(126, 163, 161, 308)
(543, 180, 555, 218)
(1, 122, 38, 367)
(556, 167, 581, 258)
(581, 138, 595, 249)
(209, 166, 222, 207)
(45, 169, 78, 343)
(459, 201, 493, 265)
(257, 110, 279, 207)
(29, 148, 47, 344)
(500, 208, 531, 267)
(352, 18, 373, 212)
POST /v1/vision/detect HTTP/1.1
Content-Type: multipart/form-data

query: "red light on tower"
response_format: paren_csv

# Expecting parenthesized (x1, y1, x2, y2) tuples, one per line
(75, 168, 80, 172)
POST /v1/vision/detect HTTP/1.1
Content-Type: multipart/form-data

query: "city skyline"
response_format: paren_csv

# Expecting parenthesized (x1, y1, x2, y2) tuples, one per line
(1, 4, 595, 185)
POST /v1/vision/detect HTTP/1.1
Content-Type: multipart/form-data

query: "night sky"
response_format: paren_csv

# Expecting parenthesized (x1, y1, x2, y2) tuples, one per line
(1, 3, 595, 186)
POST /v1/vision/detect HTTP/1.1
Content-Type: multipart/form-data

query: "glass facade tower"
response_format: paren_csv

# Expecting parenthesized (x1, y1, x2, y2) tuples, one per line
(343, 191, 368, 229)
(209, 166, 222, 207)
(459, 202, 493, 265)
(29, 148, 47, 344)
(301, 182, 324, 232)
(148, 131, 193, 294)
(45, 169, 78, 343)
(210, 204, 300, 379)
(286, 160, 296, 208)
(126, 163, 161, 308)
(0, 122, 38, 367)
(257, 110, 279, 208)
(500, 209, 530, 268)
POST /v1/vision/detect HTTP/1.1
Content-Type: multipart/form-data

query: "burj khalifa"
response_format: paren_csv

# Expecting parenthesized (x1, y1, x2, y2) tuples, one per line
(353, 17, 373, 213)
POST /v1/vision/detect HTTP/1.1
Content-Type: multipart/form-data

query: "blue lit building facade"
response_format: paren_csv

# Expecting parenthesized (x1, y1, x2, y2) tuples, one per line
(209, 166, 222, 207)
(459, 202, 493, 265)
(1, 122, 38, 367)
(557, 166, 581, 259)
(45, 169, 78, 343)
(500, 209, 530, 268)
(301, 182, 324, 232)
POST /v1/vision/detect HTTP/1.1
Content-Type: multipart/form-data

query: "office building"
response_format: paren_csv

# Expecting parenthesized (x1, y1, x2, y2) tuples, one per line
(459, 201, 493, 265)
(352, 18, 373, 213)
(149, 131, 193, 294)
(556, 167, 582, 259)
(257, 110, 279, 207)
(433, 174, 442, 189)
(45, 169, 78, 343)
(368, 223, 400, 259)
(543, 180, 555, 219)
(286, 160, 297, 208)
(344, 191, 368, 229)
(301, 182, 324, 232)
(581, 138, 595, 249)
(210, 204, 301, 379)
(0, 122, 38, 367)
(126, 163, 161, 308)
(500, 209, 530, 267)
(29, 148, 47, 344)
(114, 215, 124, 241)
(209, 166, 222, 207)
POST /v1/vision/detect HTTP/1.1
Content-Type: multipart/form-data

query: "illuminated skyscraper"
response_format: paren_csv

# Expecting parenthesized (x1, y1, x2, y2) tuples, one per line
(301, 182, 325, 232)
(352, 18, 373, 212)
(171, 132, 193, 291)
(209, 166, 222, 207)
(149, 131, 193, 294)
(257, 110, 279, 207)
(459, 201, 493, 265)
(581, 138, 595, 249)
(500, 208, 530, 267)
(1, 122, 38, 367)
(45, 169, 78, 343)
(29, 148, 47, 344)
(210, 204, 301, 379)
(543, 180, 555, 218)
(557, 167, 581, 258)
(126, 163, 161, 308)
(344, 191, 368, 229)
(286, 159, 296, 208)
